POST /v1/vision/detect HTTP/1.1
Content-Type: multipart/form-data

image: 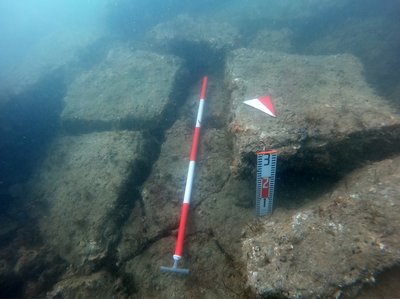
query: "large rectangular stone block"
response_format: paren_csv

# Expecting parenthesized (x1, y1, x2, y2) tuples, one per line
(28, 131, 153, 266)
(61, 48, 186, 133)
(226, 49, 400, 175)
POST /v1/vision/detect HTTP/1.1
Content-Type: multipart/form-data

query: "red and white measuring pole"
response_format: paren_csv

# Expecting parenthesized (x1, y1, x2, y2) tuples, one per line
(161, 76, 208, 275)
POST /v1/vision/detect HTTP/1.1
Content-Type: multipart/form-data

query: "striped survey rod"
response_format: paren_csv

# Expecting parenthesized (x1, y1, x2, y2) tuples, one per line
(161, 76, 208, 275)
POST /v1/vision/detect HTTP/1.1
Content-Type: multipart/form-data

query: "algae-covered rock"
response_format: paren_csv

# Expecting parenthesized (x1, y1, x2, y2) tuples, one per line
(148, 14, 240, 52)
(248, 28, 294, 53)
(61, 47, 186, 133)
(226, 48, 400, 175)
(116, 78, 251, 298)
(28, 131, 154, 267)
(242, 157, 400, 298)
(214, 0, 349, 24)
(47, 271, 127, 299)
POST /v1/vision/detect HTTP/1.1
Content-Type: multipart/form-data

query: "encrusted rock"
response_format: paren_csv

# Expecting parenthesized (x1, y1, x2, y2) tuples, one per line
(116, 82, 233, 262)
(147, 14, 240, 52)
(47, 271, 127, 299)
(61, 47, 186, 133)
(242, 157, 400, 298)
(28, 131, 154, 267)
(215, 0, 348, 24)
(226, 48, 400, 175)
(248, 28, 294, 53)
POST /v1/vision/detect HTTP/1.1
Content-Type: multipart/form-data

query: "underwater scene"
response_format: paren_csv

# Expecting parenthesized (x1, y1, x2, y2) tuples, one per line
(1, 0, 400, 298)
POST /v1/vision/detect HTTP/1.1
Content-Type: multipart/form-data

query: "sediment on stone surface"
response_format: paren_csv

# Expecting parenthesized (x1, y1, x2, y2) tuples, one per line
(61, 46, 188, 134)
(1, 3, 399, 298)
(117, 118, 191, 263)
(351, 265, 400, 298)
(27, 131, 155, 268)
(242, 156, 400, 298)
(117, 78, 233, 263)
(115, 74, 256, 298)
(247, 28, 294, 53)
(146, 15, 239, 77)
(117, 125, 235, 262)
(123, 232, 250, 299)
(225, 48, 400, 177)
(147, 14, 239, 52)
(295, 16, 400, 100)
(0, 234, 68, 299)
(46, 271, 128, 299)
(212, 0, 349, 25)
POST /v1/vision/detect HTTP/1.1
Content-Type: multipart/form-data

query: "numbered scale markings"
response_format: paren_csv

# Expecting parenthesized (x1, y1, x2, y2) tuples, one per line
(256, 150, 277, 217)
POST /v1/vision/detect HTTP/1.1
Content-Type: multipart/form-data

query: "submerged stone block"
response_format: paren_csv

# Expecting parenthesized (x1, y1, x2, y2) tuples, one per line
(47, 271, 126, 299)
(225, 48, 400, 175)
(61, 47, 186, 133)
(28, 131, 153, 266)
(248, 28, 294, 53)
(242, 156, 400, 298)
(148, 14, 239, 52)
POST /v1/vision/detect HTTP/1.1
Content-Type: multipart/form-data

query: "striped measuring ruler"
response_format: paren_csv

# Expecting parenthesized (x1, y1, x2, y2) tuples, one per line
(256, 150, 277, 216)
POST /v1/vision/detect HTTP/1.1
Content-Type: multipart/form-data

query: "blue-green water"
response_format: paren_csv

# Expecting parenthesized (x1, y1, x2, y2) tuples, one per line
(1, 1, 400, 298)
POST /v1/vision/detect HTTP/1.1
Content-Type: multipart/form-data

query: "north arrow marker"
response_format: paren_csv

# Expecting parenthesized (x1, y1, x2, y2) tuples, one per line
(244, 96, 276, 117)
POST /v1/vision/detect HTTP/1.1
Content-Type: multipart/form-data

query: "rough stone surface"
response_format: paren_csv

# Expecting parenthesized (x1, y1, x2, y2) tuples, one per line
(301, 16, 400, 99)
(0, 240, 67, 298)
(226, 48, 400, 175)
(214, 0, 349, 24)
(117, 80, 234, 263)
(116, 118, 192, 263)
(248, 28, 294, 53)
(28, 131, 153, 267)
(242, 157, 400, 298)
(46, 271, 127, 299)
(61, 47, 186, 133)
(147, 14, 240, 52)
(116, 77, 253, 298)
(2, 2, 400, 298)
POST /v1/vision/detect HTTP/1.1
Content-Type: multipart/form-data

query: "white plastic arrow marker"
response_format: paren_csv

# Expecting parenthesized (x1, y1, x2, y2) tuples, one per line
(244, 96, 276, 117)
